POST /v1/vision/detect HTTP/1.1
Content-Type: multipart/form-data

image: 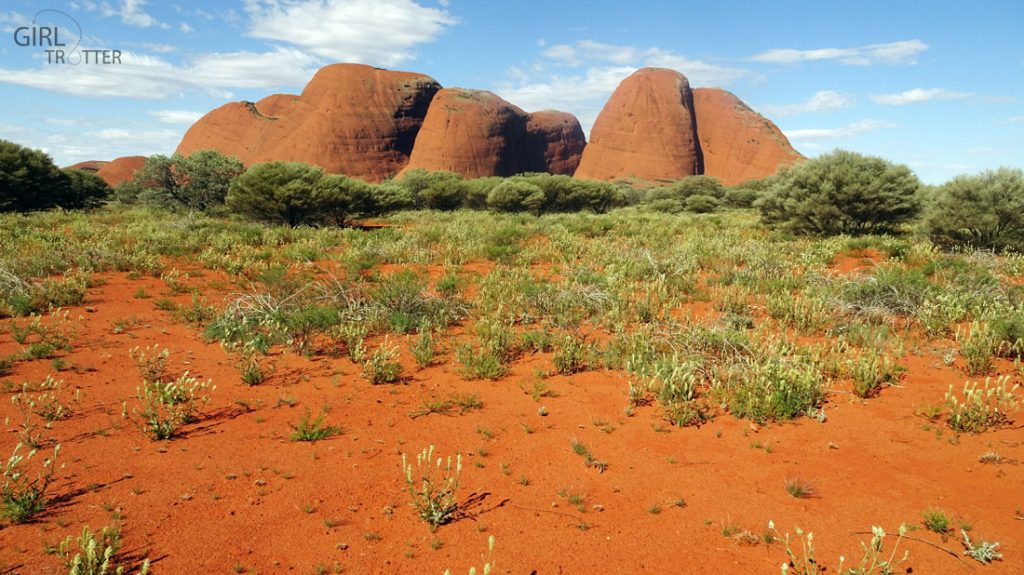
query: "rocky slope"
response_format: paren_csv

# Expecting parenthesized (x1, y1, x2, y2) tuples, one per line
(693, 88, 803, 185)
(575, 68, 703, 181)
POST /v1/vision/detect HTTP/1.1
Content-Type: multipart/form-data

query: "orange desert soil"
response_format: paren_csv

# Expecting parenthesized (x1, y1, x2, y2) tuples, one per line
(0, 262, 1022, 574)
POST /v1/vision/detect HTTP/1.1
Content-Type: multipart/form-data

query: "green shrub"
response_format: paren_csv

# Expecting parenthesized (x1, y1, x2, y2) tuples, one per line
(0, 140, 97, 212)
(398, 169, 466, 210)
(226, 161, 326, 225)
(61, 169, 112, 209)
(757, 149, 922, 236)
(130, 150, 244, 211)
(726, 355, 826, 424)
(920, 507, 950, 534)
(925, 168, 1024, 252)
(486, 180, 545, 214)
(313, 174, 375, 225)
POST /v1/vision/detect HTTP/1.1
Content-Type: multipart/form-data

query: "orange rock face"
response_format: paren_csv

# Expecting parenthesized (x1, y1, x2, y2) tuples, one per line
(401, 90, 587, 178)
(176, 63, 441, 182)
(575, 68, 703, 181)
(64, 160, 107, 173)
(401, 89, 530, 178)
(96, 156, 146, 187)
(524, 111, 586, 176)
(692, 88, 803, 185)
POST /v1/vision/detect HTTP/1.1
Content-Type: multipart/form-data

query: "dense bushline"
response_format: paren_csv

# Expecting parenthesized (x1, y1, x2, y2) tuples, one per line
(1, 140, 110, 212)
(3, 138, 1022, 253)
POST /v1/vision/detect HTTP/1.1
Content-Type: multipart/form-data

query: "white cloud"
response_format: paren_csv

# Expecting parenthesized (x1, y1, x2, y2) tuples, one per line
(244, 0, 457, 66)
(149, 110, 204, 124)
(752, 39, 928, 66)
(0, 47, 319, 99)
(179, 22, 194, 33)
(102, 0, 165, 28)
(497, 39, 748, 137)
(785, 119, 895, 141)
(996, 115, 1024, 124)
(870, 87, 972, 105)
(762, 90, 852, 116)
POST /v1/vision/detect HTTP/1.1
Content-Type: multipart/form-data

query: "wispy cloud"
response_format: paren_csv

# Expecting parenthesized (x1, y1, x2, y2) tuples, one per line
(762, 90, 853, 116)
(496, 39, 748, 136)
(751, 39, 928, 66)
(149, 110, 204, 124)
(870, 87, 971, 105)
(996, 115, 1024, 125)
(785, 119, 895, 141)
(0, 47, 319, 99)
(245, 0, 457, 66)
(101, 0, 169, 29)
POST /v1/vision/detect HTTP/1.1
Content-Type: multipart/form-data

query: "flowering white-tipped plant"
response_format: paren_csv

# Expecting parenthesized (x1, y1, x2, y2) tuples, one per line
(402, 445, 462, 527)
(443, 535, 495, 575)
(1, 442, 61, 524)
(945, 376, 1020, 433)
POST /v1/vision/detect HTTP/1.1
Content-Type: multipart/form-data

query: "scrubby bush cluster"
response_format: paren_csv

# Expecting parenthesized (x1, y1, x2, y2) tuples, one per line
(1, 140, 110, 212)
(118, 150, 245, 211)
(756, 149, 922, 236)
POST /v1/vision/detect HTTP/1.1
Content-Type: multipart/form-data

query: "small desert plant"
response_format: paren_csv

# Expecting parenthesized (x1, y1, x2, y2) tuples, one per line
(401, 445, 462, 528)
(961, 529, 1002, 564)
(237, 348, 267, 386)
(944, 376, 1020, 432)
(769, 521, 909, 575)
(784, 478, 815, 499)
(363, 339, 403, 384)
(455, 345, 508, 380)
(129, 345, 170, 383)
(410, 325, 437, 368)
(551, 334, 589, 375)
(442, 535, 495, 575)
(134, 372, 214, 440)
(59, 524, 150, 575)
(956, 322, 997, 376)
(920, 507, 951, 534)
(850, 351, 901, 399)
(569, 438, 608, 473)
(333, 321, 367, 363)
(1, 443, 60, 524)
(290, 410, 341, 442)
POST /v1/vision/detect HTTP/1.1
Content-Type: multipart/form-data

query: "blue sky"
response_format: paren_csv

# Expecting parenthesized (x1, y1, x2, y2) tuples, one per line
(0, 0, 1020, 184)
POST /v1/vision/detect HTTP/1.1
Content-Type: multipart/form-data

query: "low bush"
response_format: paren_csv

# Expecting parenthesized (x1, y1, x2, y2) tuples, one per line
(757, 149, 922, 236)
(925, 167, 1024, 252)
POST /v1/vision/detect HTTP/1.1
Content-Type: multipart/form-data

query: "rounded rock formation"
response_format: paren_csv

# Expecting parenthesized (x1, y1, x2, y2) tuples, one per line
(693, 88, 803, 185)
(575, 68, 703, 181)
(524, 111, 586, 176)
(176, 63, 442, 182)
(401, 89, 531, 178)
(96, 156, 146, 187)
(64, 160, 107, 173)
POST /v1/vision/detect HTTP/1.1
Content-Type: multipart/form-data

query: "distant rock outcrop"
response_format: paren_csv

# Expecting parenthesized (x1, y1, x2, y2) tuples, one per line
(575, 68, 703, 181)
(692, 88, 803, 185)
(64, 160, 107, 173)
(96, 156, 146, 187)
(175, 63, 799, 184)
(524, 111, 586, 176)
(176, 63, 442, 182)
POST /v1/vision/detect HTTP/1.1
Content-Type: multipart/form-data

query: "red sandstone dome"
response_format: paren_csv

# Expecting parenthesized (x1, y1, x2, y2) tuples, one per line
(525, 111, 586, 176)
(64, 160, 107, 173)
(176, 64, 442, 182)
(575, 68, 703, 181)
(400, 89, 530, 178)
(96, 156, 146, 187)
(175, 63, 799, 184)
(693, 88, 803, 186)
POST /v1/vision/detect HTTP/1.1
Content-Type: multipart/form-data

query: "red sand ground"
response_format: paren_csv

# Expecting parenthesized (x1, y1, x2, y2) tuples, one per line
(1, 259, 1022, 574)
